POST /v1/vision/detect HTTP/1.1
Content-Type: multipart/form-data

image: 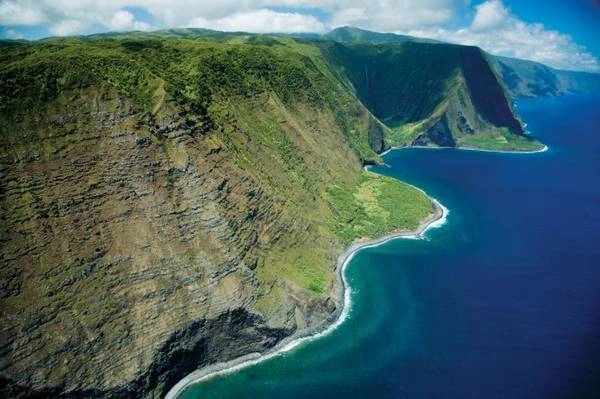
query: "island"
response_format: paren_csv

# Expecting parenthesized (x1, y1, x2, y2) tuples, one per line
(2, 27, 597, 398)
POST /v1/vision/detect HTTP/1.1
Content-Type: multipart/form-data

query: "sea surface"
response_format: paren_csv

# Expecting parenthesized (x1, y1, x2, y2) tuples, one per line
(179, 94, 600, 399)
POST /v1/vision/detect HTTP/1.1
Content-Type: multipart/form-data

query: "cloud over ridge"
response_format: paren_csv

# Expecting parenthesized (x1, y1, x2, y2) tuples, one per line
(0, 0, 598, 71)
(404, 1, 599, 72)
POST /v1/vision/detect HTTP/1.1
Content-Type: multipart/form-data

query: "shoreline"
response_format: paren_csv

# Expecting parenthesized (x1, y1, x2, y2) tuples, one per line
(380, 144, 548, 156)
(165, 191, 449, 399)
(453, 144, 548, 154)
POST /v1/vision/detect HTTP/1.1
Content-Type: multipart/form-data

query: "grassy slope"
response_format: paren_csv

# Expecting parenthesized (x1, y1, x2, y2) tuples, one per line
(0, 35, 432, 307)
(457, 128, 544, 151)
(328, 172, 433, 243)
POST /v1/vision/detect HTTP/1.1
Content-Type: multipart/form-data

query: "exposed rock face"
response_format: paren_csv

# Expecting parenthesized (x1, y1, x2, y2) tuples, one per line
(455, 111, 474, 134)
(2, 309, 287, 398)
(0, 79, 358, 397)
(0, 87, 284, 397)
(413, 117, 455, 147)
(458, 46, 523, 134)
(367, 118, 387, 154)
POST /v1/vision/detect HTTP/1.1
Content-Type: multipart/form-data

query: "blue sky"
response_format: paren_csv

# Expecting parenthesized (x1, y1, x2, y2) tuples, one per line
(507, 0, 600, 64)
(1, 0, 598, 72)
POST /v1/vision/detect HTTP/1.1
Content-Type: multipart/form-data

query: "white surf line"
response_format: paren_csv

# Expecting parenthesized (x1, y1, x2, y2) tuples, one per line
(165, 193, 449, 399)
(380, 144, 548, 155)
(455, 144, 548, 154)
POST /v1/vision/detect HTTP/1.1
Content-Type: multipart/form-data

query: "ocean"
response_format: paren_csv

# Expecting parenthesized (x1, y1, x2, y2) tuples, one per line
(179, 94, 600, 399)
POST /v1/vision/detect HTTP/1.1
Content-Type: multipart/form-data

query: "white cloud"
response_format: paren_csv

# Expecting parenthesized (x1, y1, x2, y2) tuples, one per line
(0, 0, 154, 36)
(404, 1, 599, 72)
(110, 10, 135, 30)
(260, 0, 460, 30)
(0, 0, 461, 35)
(328, 0, 458, 31)
(3, 28, 23, 39)
(0, 0, 597, 72)
(110, 10, 150, 31)
(0, 0, 45, 25)
(471, 0, 508, 31)
(190, 9, 324, 33)
(49, 19, 83, 36)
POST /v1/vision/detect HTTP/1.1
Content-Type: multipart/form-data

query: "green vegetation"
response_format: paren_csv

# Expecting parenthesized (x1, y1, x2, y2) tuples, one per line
(1, 33, 434, 306)
(326, 26, 600, 99)
(256, 171, 434, 296)
(0, 35, 379, 162)
(0, 29, 543, 303)
(0, 29, 539, 303)
(384, 109, 447, 147)
(328, 172, 434, 243)
(457, 128, 545, 151)
(290, 253, 330, 294)
(322, 41, 459, 125)
(324, 26, 439, 45)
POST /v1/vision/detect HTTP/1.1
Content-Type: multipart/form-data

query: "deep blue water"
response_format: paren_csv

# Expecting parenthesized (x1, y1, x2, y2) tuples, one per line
(180, 94, 600, 399)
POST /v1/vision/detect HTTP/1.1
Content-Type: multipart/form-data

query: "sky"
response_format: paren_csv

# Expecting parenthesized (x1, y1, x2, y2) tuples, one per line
(1, 0, 599, 72)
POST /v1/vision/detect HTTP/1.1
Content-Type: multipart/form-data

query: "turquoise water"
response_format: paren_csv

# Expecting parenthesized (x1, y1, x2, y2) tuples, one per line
(179, 94, 600, 399)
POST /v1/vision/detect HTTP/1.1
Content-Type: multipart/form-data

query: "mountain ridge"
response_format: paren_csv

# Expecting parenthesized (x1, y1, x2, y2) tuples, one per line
(5, 24, 598, 95)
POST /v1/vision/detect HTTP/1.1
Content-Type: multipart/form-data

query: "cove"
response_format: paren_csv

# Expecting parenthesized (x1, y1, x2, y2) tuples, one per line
(177, 94, 600, 399)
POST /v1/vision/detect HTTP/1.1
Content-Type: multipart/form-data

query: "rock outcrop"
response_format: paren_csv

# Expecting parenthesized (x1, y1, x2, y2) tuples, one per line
(0, 86, 299, 397)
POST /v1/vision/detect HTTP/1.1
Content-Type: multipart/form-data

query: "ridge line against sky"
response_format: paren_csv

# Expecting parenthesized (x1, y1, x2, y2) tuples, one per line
(1, 0, 599, 72)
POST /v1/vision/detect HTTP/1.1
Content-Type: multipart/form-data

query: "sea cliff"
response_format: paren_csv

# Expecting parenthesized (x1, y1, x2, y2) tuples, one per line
(1, 29, 537, 398)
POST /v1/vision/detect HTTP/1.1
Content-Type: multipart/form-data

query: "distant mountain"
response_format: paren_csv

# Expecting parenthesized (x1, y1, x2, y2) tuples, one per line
(323, 26, 439, 44)
(323, 27, 600, 99)
(491, 56, 600, 97)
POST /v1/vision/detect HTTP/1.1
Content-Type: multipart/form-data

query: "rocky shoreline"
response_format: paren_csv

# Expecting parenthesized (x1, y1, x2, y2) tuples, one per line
(165, 195, 448, 399)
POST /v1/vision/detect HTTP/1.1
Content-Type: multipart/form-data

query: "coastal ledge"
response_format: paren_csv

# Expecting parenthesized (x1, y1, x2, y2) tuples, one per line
(165, 191, 448, 399)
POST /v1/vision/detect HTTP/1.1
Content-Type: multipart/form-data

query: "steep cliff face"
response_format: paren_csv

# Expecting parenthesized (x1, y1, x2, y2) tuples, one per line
(0, 84, 295, 398)
(0, 32, 528, 398)
(459, 47, 523, 134)
(0, 37, 378, 398)
(322, 41, 536, 150)
(367, 117, 386, 154)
